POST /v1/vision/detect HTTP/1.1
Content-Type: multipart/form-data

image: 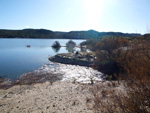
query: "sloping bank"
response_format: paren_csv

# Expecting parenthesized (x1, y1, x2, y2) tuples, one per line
(18, 62, 103, 84)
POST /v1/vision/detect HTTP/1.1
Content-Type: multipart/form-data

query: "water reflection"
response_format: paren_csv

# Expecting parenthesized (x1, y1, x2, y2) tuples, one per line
(52, 46, 61, 53)
(0, 39, 85, 80)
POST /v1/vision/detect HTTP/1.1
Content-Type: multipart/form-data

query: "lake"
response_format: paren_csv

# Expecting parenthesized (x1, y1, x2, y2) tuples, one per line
(0, 38, 85, 80)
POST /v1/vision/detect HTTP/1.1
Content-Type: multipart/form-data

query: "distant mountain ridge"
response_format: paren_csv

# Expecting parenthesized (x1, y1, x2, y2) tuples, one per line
(0, 29, 141, 39)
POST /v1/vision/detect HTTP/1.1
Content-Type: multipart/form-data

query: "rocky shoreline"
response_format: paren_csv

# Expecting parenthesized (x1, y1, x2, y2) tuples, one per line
(0, 52, 110, 113)
(0, 61, 104, 89)
(0, 52, 103, 89)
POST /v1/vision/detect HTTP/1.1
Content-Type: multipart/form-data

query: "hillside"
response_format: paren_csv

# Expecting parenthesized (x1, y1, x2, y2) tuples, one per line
(0, 29, 141, 39)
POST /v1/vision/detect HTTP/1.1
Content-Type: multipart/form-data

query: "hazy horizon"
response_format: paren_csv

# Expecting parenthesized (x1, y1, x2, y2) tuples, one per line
(0, 0, 150, 34)
(0, 28, 143, 35)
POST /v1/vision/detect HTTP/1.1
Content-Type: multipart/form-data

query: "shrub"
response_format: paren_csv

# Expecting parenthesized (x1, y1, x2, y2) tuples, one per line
(66, 40, 76, 47)
(52, 41, 61, 52)
(92, 38, 150, 113)
(94, 37, 128, 79)
(66, 40, 76, 53)
(52, 41, 61, 48)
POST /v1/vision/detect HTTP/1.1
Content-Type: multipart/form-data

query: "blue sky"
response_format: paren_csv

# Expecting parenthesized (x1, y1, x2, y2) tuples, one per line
(0, 0, 150, 34)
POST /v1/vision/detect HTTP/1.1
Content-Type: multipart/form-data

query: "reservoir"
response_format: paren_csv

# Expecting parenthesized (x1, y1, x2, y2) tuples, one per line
(0, 38, 85, 80)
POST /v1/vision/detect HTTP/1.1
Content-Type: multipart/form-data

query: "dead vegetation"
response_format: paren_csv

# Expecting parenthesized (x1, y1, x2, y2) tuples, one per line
(89, 37, 150, 113)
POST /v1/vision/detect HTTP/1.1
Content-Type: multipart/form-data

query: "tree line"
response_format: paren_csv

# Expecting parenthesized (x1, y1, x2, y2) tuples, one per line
(0, 29, 141, 39)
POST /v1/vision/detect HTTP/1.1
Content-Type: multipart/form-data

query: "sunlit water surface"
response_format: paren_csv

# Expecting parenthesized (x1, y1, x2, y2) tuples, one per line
(0, 38, 85, 80)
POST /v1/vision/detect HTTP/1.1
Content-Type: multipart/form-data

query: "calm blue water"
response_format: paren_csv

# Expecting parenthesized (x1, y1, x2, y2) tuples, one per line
(0, 38, 85, 80)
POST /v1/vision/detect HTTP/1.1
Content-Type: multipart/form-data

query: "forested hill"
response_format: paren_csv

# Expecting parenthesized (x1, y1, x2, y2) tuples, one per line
(0, 29, 141, 39)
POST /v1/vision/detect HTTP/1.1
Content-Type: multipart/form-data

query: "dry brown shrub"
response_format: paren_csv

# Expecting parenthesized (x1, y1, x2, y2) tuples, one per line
(94, 37, 128, 77)
(91, 82, 123, 113)
(92, 38, 150, 113)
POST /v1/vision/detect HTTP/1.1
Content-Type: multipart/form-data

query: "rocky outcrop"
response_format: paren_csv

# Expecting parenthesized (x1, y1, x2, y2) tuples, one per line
(49, 52, 96, 67)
